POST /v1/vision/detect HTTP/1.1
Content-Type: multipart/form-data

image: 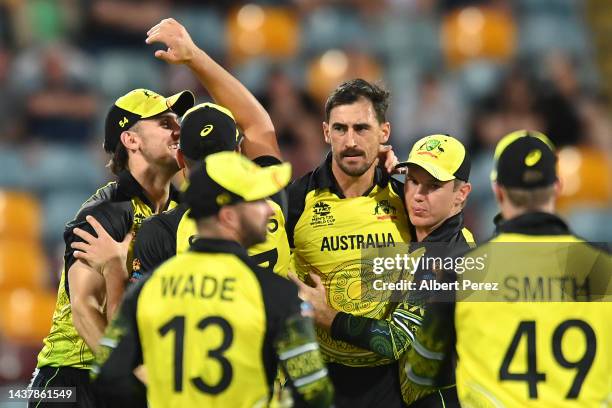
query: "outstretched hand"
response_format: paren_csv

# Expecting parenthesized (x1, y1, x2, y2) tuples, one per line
(288, 272, 338, 330)
(145, 18, 199, 64)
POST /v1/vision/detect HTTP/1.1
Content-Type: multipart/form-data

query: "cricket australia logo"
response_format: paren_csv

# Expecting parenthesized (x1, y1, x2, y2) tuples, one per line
(310, 201, 335, 228)
(373, 199, 397, 220)
(417, 138, 445, 158)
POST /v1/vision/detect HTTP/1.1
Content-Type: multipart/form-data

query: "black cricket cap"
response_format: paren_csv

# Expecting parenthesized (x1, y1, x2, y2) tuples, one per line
(183, 151, 291, 219)
(104, 88, 195, 153)
(179, 103, 239, 161)
(491, 130, 557, 188)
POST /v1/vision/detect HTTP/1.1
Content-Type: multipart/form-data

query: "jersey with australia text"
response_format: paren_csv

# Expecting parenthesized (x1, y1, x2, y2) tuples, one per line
(36, 171, 179, 369)
(287, 155, 412, 367)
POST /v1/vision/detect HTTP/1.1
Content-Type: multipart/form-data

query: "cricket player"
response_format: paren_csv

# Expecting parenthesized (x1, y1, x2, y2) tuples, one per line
(405, 130, 612, 407)
(30, 88, 194, 407)
(294, 134, 474, 407)
(92, 152, 334, 408)
(286, 79, 412, 407)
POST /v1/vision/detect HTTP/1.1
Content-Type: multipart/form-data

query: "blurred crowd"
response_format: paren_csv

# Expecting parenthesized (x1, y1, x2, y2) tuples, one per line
(0, 1, 611, 383)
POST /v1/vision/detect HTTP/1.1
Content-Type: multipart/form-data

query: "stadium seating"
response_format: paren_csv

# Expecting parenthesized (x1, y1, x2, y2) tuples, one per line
(557, 146, 612, 210)
(441, 6, 517, 68)
(0, 190, 42, 241)
(227, 5, 300, 64)
(0, 240, 47, 291)
(0, 287, 56, 345)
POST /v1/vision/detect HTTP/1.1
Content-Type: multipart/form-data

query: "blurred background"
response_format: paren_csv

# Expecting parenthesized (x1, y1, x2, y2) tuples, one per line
(0, 0, 610, 391)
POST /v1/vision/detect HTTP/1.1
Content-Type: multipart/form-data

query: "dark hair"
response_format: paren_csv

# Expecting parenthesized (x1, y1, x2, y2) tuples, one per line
(106, 143, 129, 175)
(325, 79, 390, 124)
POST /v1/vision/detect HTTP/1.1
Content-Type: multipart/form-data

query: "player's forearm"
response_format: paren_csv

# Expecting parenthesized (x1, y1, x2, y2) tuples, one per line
(276, 313, 334, 407)
(331, 307, 422, 360)
(72, 299, 107, 352)
(103, 259, 128, 320)
(186, 49, 280, 158)
(331, 313, 397, 359)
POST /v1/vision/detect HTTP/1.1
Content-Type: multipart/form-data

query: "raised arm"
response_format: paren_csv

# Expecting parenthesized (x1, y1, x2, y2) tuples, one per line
(146, 18, 281, 160)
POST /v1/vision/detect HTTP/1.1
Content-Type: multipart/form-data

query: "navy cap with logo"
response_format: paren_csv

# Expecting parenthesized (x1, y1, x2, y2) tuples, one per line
(104, 88, 195, 153)
(491, 130, 557, 188)
(179, 103, 239, 161)
(183, 151, 292, 219)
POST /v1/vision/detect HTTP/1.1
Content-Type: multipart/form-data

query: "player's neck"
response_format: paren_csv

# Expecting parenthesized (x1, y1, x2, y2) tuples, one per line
(197, 223, 241, 245)
(129, 164, 175, 213)
(331, 160, 376, 198)
(416, 207, 461, 242)
(501, 201, 556, 221)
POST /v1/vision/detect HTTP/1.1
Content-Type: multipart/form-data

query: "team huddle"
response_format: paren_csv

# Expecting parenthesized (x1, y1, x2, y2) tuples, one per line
(28, 18, 611, 408)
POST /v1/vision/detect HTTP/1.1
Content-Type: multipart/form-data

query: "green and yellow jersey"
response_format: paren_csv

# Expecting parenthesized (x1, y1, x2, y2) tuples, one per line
(406, 212, 612, 407)
(132, 156, 290, 278)
(92, 238, 333, 408)
(286, 154, 412, 406)
(36, 170, 179, 370)
(328, 211, 475, 405)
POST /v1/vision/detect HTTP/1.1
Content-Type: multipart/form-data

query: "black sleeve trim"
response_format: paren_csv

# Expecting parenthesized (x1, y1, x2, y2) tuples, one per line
(244, 256, 301, 388)
(286, 173, 313, 249)
(133, 209, 182, 276)
(92, 276, 148, 402)
(64, 200, 133, 299)
(253, 155, 283, 168)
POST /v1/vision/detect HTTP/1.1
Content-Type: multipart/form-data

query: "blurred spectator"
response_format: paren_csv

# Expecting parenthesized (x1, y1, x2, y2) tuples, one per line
(579, 93, 612, 153)
(469, 66, 545, 152)
(0, 48, 21, 143)
(10, 0, 80, 48)
(401, 72, 467, 147)
(79, 0, 170, 51)
(258, 67, 326, 177)
(17, 43, 98, 144)
(536, 52, 583, 147)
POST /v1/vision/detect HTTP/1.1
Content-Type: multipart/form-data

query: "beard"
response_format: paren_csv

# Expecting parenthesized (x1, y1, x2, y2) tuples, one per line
(239, 212, 269, 248)
(333, 148, 373, 177)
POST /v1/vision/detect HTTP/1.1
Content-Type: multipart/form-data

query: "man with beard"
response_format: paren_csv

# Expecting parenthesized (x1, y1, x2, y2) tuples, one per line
(286, 79, 413, 407)
(293, 134, 474, 407)
(92, 152, 334, 408)
(29, 88, 194, 407)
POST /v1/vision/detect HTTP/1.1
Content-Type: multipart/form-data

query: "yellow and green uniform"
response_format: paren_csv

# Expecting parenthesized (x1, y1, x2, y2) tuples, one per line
(406, 212, 612, 407)
(36, 170, 179, 370)
(132, 156, 290, 278)
(92, 238, 333, 408)
(329, 211, 475, 406)
(286, 153, 412, 406)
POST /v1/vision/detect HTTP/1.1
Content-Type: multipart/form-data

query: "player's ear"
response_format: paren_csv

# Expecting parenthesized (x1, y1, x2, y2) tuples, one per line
(492, 182, 504, 205)
(553, 179, 562, 199)
(120, 130, 139, 152)
(455, 182, 472, 207)
(379, 121, 391, 144)
(322, 122, 331, 144)
(217, 205, 239, 230)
